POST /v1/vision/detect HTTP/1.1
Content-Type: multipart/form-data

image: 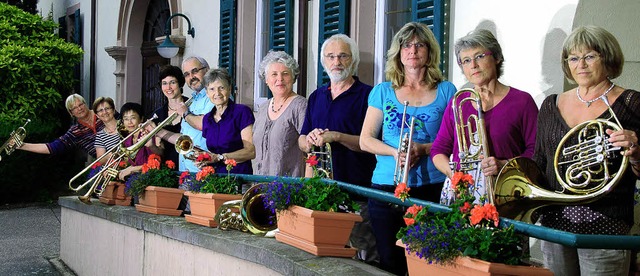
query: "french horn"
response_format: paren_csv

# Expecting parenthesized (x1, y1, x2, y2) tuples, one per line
(494, 95, 628, 222)
(0, 119, 30, 162)
(214, 184, 277, 235)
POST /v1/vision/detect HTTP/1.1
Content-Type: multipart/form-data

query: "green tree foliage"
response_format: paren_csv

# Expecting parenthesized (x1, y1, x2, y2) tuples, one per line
(0, 2, 83, 125)
(0, 2, 84, 204)
(0, 0, 37, 14)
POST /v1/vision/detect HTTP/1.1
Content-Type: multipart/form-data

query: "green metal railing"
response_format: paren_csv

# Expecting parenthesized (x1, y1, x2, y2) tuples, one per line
(227, 173, 640, 250)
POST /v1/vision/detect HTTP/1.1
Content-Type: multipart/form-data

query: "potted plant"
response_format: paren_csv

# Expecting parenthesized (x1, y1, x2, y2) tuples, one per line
(260, 155, 362, 257)
(183, 156, 243, 227)
(87, 161, 130, 205)
(125, 154, 183, 216)
(395, 172, 552, 275)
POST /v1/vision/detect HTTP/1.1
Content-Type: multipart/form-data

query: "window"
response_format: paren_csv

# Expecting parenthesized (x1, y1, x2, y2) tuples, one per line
(219, 0, 237, 83)
(317, 0, 350, 87)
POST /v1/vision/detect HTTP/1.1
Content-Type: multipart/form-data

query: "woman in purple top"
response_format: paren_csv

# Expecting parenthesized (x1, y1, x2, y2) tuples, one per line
(195, 68, 255, 174)
(431, 29, 538, 204)
(117, 102, 164, 179)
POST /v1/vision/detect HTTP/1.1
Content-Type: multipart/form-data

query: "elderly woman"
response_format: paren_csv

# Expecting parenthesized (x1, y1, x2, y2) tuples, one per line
(534, 26, 640, 275)
(93, 97, 119, 163)
(359, 22, 456, 275)
(16, 94, 105, 157)
(151, 65, 189, 166)
(194, 68, 255, 174)
(431, 29, 538, 204)
(253, 51, 307, 177)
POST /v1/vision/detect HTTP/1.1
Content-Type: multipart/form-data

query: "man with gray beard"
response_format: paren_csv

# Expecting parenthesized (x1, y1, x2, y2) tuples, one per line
(298, 34, 378, 265)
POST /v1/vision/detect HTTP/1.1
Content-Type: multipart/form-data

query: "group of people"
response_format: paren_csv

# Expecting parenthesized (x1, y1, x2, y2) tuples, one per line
(12, 21, 640, 275)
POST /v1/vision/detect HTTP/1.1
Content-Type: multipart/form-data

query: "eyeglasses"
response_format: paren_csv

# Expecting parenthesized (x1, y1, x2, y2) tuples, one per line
(69, 102, 86, 112)
(324, 53, 351, 61)
(122, 116, 140, 122)
(565, 53, 600, 66)
(183, 67, 206, 78)
(401, 42, 427, 49)
(96, 107, 113, 114)
(459, 52, 493, 66)
(161, 80, 179, 86)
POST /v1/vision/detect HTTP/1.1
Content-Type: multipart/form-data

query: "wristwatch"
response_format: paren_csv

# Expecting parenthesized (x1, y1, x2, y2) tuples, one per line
(183, 110, 193, 120)
(217, 154, 225, 162)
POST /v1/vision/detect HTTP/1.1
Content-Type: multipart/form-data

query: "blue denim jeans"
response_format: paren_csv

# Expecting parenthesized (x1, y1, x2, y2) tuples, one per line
(541, 239, 630, 276)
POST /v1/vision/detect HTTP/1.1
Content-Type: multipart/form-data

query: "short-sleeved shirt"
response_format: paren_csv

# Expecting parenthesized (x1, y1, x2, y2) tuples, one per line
(180, 89, 214, 172)
(202, 101, 255, 174)
(152, 96, 188, 166)
(368, 81, 456, 187)
(300, 77, 376, 187)
(47, 114, 105, 158)
(253, 95, 307, 177)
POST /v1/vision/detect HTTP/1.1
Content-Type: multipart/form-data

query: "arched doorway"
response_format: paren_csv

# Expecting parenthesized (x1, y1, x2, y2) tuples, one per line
(141, 0, 170, 117)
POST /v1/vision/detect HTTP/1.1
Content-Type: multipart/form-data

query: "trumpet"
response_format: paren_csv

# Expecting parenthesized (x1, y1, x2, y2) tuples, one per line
(393, 101, 415, 185)
(451, 88, 494, 204)
(0, 119, 31, 161)
(70, 98, 194, 203)
(175, 134, 213, 161)
(309, 143, 333, 179)
(494, 95, 627, 222)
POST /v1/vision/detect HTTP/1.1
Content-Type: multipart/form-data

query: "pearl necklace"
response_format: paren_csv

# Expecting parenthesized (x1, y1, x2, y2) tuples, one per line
(576, 83, 615, 107)
(271, 94, 291, 113)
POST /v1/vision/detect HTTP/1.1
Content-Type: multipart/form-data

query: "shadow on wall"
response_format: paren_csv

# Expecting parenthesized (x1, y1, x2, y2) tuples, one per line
(454, 20, 498, 90)
(538, 28, 568, 105)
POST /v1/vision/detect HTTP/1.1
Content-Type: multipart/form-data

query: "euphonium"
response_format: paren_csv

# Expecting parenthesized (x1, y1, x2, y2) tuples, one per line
(70, 98, 194, 203)
(494, 95, 628, 222)
(213, 184, 277, 235)
(451, 88, 494, 204)
(0, 119, 31, 162)
(393, 101, 416, 185)
(309, 143, 333, 179)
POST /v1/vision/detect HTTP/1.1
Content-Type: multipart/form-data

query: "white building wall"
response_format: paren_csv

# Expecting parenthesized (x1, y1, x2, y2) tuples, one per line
(95, 0, 119, 100)
(179, 1, 220, 70)
(450, 0, 579, 107)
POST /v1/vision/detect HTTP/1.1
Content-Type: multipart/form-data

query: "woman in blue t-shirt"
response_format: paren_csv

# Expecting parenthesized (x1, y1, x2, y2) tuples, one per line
(359, 22, 456, 275)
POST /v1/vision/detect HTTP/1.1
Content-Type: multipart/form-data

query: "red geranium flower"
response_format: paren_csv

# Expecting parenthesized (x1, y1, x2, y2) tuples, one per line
(179, 171, 190, 185)
(306, 155, 318, 167)
(196, 166, 215, 181)
(165, 160, 175, 169)
(469, 203, 499, 227)
(196, 153, 212, 163)
(224, 159, 237, 167)
(394, 182, 411, 202)
(141, 163, 150, 174)
(91, 162, 102, 169)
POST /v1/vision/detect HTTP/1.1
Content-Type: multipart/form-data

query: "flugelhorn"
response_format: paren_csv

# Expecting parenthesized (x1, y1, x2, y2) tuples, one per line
(309, 143, 333, 179)
(393, 101, 415, 185)
(494, 95, 627, 222)
(214, 184, 277, 235)
(451, 88, 494, 204)
(70, 98, 194, 203)
(0, 119, 31, 161)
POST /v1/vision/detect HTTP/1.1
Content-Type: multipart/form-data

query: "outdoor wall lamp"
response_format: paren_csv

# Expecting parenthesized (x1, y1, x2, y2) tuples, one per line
(157, 13, 195, 59)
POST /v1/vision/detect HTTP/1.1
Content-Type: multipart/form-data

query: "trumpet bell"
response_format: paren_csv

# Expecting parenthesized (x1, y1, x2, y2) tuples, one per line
(175, 135, 194, 155)
(214, 184, 277, 235)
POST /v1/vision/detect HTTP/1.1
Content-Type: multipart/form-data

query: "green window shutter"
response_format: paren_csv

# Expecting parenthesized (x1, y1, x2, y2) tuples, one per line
(317, 0, 350, 87)
(269, 0, 293, 54)
(219, 0, 237, 81)
(73, 9, 81, 46)
(412, 0, 448, 76)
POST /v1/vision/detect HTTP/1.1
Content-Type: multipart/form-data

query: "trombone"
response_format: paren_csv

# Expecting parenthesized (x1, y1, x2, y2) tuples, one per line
(69, 98, 194, 203)
(393, 101, 415, 185)
(0, 119, 31, 162)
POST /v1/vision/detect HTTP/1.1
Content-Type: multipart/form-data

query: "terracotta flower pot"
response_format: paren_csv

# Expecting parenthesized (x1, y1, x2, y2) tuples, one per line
(114, 182, 132, 206)
(396, 240, 552, 276)
(135, 186, 184, 216)
(184, 191, 242, 227)
(98, 181, 119, 205)
(275, 205, 363, 257)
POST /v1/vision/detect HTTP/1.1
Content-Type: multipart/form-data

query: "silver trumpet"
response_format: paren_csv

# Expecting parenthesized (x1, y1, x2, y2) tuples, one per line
(0, 119, 31, 162)
(393, 101, 416, 185)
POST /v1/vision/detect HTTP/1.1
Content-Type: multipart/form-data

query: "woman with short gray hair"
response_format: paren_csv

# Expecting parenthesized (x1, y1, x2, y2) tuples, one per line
(253, 51, 307, 177)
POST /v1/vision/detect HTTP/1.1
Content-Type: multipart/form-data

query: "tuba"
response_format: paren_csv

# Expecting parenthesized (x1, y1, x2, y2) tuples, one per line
(69, 98, 194, 203)
(309, 143, 333, 179)
(214, 184, 277, 235)
(450, 88, 494, 204)
(0, 119, 31, 161)
(393, 101, 416, 185)
(494, 95, 628, 222)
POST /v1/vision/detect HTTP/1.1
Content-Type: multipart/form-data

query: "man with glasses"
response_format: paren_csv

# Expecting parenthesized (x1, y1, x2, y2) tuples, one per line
(171, 56, 214, 172)
(298, 34, 379, 266)
(14, 93, 105, 158)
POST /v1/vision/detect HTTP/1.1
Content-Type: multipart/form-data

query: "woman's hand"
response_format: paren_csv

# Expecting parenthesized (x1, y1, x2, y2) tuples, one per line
(479, 156, 505, 177)
(607, 128, 639, 159)
(118, 166, 134, 180)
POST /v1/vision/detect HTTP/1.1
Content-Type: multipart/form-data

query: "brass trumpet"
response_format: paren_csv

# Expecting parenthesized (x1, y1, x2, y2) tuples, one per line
(393, 101, 415, 185)
(214, 184, 277, 235)
(175, 134, 213, 161)
(494, 95, 627, 222)
(451, 88, 494, 204)
(0, 119, 31, 162)
(69, 98, 194, 203)
(309, 143, 333, 179)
